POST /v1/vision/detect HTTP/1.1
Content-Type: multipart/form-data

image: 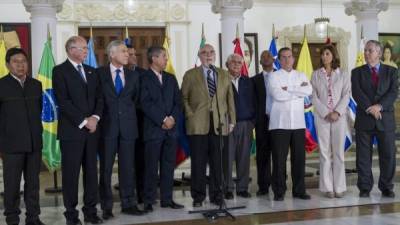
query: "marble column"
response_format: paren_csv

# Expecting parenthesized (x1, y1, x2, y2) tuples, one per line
(210, 0, 253, 68)
(344, 0, 388, 45)
(22, 0, 64, 76)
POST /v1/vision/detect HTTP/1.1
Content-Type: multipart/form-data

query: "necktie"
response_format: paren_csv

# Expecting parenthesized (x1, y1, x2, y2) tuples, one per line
(207, 69, 216, 97)
(115, 69, 123, 95)
(371, 67, 379, 88)
(77, 65, 86, 82)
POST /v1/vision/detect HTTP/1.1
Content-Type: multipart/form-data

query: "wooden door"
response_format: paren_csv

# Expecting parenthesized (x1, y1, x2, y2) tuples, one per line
(78, 27, 165, 68)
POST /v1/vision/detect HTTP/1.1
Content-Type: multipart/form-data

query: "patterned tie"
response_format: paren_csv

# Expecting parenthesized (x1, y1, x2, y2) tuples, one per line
(371, 67, 379, 88)
(77, 65, 86, 82)
(207, 69, 216, 97)
(115, 69, 123, 95)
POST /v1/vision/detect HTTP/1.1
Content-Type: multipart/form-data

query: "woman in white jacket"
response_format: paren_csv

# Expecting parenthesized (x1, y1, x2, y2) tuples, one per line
(311, 45, 351, 198)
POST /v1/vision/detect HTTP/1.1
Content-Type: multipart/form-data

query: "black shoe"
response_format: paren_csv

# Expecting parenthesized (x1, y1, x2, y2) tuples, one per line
(256, 190, 269, 196)
(224, 191, 234, 199)
(161, 200, 184, 209)
(237, 191, 252, 198)
(102, 210, 114, 220)
(122, 206, 145, 215)
(144, 204, 153, 213)
(26, 219, 45, 225)
(382, 190, 395, 198)
(293, 193, 311, 200)
(83, 214, 103, 224)
(274, 194, 284, 201)
(66, 218, 82, 225)
(192, 201, 202, 207)
(359, 190, 370, 198)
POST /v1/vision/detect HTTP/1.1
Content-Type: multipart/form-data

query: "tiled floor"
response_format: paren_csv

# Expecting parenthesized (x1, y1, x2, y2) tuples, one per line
(1, 150, 400, 225)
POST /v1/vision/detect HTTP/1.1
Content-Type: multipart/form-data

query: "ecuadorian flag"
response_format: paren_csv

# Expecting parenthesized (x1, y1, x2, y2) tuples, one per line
(37, 36, 61, 172)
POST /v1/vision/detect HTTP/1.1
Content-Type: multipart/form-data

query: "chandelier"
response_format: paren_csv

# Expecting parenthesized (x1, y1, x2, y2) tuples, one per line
(314, 0, 330, 38)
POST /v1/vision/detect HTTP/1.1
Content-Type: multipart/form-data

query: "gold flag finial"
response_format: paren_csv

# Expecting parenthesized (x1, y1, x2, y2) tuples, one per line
(236, 23, 240, 39)
(201, 23, 205, 39)
(125, 25, 129, 40)
(272, 24, 275, 38)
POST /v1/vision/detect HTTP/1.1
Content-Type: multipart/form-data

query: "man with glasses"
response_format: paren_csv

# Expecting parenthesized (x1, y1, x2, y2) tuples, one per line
(352, 40, 399, 198)
(53, 36, 104, 225)
(181, 44, 236, 207)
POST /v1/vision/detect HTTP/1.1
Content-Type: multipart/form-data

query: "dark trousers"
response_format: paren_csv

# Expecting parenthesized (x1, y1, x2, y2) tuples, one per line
(189, 129, 229, 202)
(255, 125, 271, 192)
(143, 136, 176, 205)
(270, 129, 306, 196)
(60, 136, 99, 221)
(2, 151, 41, 225)
(99, 138, 136, 210)
(356, 129, 396, 192)
(135, 139, 145, 202)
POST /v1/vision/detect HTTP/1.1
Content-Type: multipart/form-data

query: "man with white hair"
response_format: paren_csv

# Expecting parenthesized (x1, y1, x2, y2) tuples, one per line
(224, 53, 255, 199)
(96, 40, 144, 219)
(53, 36, 104, 225)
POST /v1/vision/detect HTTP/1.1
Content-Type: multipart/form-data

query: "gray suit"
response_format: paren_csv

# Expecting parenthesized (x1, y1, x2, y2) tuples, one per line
(351, 63, 398, 192)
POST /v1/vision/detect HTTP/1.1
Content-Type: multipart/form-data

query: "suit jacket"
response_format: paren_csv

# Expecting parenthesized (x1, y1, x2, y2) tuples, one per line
(181, 66, 236, 136)
(351, 64, 398, 131)
(140, 69, 182, 142)
(97, 65, 140, 140)
(52, 60, 104, 140)
(252, 72, 269, 137)
(0, 75, 43, 153)
(311, 68, 351, 120)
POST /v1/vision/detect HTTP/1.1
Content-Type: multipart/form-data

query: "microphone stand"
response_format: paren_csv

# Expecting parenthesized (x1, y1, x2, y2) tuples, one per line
(188, 65, 245, 221)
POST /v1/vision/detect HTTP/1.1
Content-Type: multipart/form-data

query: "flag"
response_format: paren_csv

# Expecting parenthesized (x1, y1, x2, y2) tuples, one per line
(37, 34, 61, 172)
(163, 35, 190, 166)
(0, 39, 7, 77)
(268, 38, 280, 70)
(194, 23, 206, 67)
(232, 25, 249, 76)
(296, 34, 318, 153)
(124, 26, 131, 46)
(345, 97, 357, 151)
(355, 37, 366, 67)
(162, 36, 176, 75)
(84, 27, 98, 68)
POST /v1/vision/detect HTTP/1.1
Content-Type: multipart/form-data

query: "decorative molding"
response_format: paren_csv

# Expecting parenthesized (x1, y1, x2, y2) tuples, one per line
(344, 0, 389, 16)
(210, 0, 253, 14)
(278, 23, 351, 71)
(23, 0, 65, 13)
(57, 1, 187, 22)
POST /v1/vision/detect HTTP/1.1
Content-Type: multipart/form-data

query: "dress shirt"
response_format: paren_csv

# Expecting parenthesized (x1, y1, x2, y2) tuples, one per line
(110, 63, 125, 87)
(202, 65, 217, 89)
(151, 68, 163, 84)
(68, 58, 87, 82)
(231, 75, 240, 92)
(268, 69, 312, 130)
(10, 74, 26, 87)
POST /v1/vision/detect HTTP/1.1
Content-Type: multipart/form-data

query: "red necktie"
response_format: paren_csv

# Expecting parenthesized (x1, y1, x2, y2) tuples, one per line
(371, 67, 379, 88)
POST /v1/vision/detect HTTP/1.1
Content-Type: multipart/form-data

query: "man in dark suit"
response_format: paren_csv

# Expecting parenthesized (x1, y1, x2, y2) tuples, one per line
(0, 48, 44, 225)
(251, 50, 275, 196)
(97, 40, 144, 220)
(351, 40, 398, 198)
(53, 36, 104, 225)
(126, 44, 146, 203)
(140, 46, 184, 212)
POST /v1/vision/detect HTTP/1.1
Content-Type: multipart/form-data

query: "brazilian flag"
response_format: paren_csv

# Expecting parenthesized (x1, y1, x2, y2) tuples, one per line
(37, 36, 61, 172)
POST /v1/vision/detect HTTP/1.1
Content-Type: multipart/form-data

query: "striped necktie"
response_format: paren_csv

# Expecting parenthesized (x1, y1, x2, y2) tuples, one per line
(77, 65, 86, 82)
(207, 69, 216, 97)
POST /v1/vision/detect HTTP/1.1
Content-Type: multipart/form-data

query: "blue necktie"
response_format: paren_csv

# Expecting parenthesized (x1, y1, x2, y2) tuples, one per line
(115, 69, 123, 95)
(77, 65, 86, 82)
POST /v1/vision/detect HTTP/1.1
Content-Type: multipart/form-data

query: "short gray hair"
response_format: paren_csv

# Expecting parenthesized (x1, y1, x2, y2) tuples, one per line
(225, 53, 243, 68)
(366, 40, 383, 54)
(65, 36, 86, 52)
(106, 40, 126, 61)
